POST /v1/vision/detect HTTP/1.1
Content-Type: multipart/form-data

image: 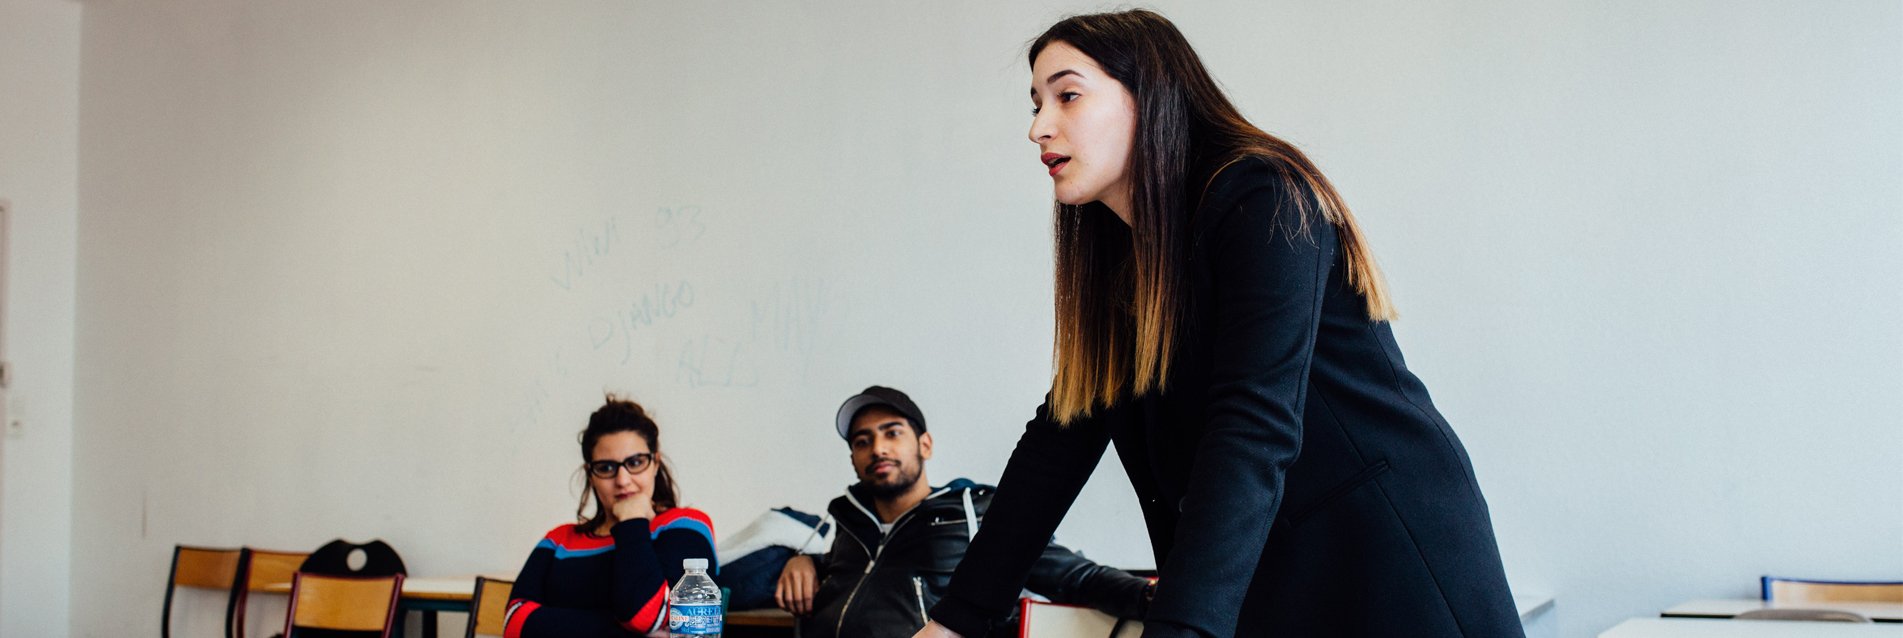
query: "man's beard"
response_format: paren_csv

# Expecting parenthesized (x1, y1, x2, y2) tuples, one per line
(859, 456, 924, 500)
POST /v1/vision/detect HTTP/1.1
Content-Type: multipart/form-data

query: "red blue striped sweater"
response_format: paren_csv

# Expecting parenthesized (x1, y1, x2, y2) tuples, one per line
(505, 508, 717, 638)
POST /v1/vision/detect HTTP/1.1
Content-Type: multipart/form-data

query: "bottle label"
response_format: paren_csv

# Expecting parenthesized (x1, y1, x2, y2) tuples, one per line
(669, 602, 722, 635)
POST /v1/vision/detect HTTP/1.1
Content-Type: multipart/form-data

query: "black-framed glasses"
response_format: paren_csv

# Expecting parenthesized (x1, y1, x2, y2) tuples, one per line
(586, 453, 654, 479)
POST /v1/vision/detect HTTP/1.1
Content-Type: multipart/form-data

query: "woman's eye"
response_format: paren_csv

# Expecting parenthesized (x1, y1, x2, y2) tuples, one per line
(1060, 92, 1080, 103)
(1031, 106, 1041, 116)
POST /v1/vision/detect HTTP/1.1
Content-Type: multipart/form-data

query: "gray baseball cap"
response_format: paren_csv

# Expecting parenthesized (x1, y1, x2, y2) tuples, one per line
(835, 386, 927, 440)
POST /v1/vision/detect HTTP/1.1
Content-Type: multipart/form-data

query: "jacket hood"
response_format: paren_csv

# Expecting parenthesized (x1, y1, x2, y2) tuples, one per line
(838, 478, 989, 524)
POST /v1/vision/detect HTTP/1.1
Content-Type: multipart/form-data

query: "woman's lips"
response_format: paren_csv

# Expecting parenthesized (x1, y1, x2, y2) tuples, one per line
(1042, 153, 1070, 176)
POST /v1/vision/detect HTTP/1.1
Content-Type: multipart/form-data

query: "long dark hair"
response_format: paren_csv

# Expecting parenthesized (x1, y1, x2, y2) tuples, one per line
(576, 394, 680, 532)
(1035, 10, 1395, 424)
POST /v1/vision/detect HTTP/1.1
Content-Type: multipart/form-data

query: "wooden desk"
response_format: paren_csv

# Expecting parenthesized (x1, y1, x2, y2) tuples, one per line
(398, 576, 497, 638)
(399, 576, 487, 601)
(1664, 599, 1903, 623)
(1515, 594, 1554, 621)
(727, 608, 796, 627)
(1602, 618, 1903, 637)
(725, 608, 797, 638)
(727, 598, 1546, 635)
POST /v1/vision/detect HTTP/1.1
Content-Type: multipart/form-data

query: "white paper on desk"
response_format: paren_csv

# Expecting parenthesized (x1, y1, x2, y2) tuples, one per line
(1020, 600, 1143, 638)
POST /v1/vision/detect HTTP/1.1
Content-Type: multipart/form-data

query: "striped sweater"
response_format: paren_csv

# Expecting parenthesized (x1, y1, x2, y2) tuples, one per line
(505, 508, 717, 638)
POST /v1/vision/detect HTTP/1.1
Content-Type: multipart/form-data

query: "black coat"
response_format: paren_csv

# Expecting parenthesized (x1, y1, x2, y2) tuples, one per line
(805, 479, 1148, 638)
(931, 157, 1523, 638)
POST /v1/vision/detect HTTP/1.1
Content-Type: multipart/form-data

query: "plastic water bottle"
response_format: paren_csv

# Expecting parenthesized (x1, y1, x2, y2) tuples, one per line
(669, 558, 722, 638)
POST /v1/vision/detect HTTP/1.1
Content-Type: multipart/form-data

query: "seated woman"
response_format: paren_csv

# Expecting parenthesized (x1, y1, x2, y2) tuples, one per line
(506, 395, 717, 638)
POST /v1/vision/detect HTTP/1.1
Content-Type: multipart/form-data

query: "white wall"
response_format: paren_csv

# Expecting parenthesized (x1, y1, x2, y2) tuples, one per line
(0, 0, 80, 635)
(63, 1, 1903, 638)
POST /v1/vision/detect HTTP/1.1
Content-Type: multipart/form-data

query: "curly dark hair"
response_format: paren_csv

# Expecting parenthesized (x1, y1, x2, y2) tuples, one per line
(575, 394, 680, 532)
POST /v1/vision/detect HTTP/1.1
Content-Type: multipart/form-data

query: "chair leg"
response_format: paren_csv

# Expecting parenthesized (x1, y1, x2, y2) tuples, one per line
(231, 548, 252, 638)
(163, 548, 181, 638)
(232, 590, 249, 638)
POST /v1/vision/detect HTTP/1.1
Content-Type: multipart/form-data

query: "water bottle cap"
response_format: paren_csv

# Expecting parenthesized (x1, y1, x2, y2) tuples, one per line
(682, 558, 708, 570)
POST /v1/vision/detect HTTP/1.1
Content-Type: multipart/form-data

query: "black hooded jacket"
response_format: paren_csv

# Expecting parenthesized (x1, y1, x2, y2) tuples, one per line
(801, 478, 1148, 638)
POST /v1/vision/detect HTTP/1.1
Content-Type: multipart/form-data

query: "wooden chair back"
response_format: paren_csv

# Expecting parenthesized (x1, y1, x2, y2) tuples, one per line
(1763, 577, 1903, 604)
(244, 549, 310, 592)
(466, 577, 515, 638)
(282, 572, 404, 637)
(231, 548, 311, 638)
(163, 545, 244, 638)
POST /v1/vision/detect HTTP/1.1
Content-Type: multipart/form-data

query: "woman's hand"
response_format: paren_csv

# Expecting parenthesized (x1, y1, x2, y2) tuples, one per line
(610, 492, 656, 523)
(910, 621, 963, 638)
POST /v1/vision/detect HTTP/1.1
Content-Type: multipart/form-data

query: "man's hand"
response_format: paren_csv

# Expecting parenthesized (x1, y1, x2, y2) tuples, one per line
(910, 621, 963, 638)
(775, 554, 818, 615)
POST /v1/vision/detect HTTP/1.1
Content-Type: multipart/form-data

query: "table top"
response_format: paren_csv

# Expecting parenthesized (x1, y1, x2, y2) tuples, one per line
(720, 596, 1550, 629)
(260, 574, 511, 602)
(726, 608, 796, 627)
(1515, 595, 1554, 620)
(1603, 618, 1903, 637)
(1665, 599, 1903, 623)
(399, 576, 491, 601)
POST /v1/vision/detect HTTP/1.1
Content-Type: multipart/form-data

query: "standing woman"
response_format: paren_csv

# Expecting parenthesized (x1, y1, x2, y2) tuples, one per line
(505, 395, 717, 638)
(918, 10, 1521, 638)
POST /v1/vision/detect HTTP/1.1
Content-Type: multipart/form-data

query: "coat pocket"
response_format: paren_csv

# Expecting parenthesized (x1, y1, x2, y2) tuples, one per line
(1281, 460, 1391, 528)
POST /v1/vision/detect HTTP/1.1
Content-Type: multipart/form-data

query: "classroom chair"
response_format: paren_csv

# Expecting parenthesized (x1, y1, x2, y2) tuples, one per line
(162, 544, 246, 638)
(279, 572, 405, 638)
(233, 548, 312, 638)
(466, 576, 514, 638)
(1762, 576, 1903, 604)
(301, 539, 407, 577)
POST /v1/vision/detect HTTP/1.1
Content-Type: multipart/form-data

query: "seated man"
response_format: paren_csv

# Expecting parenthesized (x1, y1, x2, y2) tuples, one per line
(776, 386, 1151, 637)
